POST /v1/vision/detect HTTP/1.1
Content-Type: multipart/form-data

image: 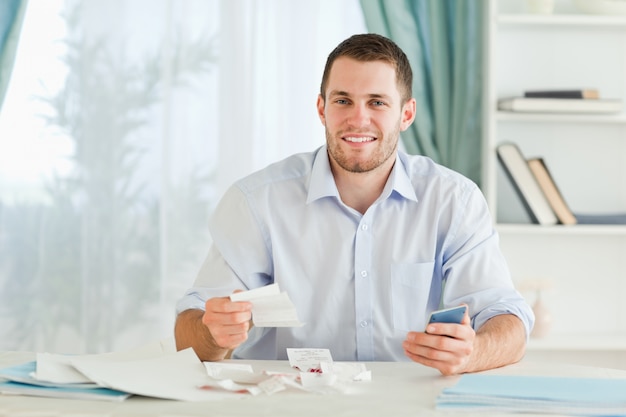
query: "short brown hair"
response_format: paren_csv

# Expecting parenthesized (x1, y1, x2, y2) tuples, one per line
(320, 33, 413, 103)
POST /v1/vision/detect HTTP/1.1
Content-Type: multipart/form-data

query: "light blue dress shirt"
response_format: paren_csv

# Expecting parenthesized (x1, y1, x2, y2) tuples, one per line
(176, 146, 534, 361)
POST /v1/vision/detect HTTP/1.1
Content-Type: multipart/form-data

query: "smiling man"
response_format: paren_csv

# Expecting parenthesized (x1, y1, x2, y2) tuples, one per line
(174, 34, 534, 375)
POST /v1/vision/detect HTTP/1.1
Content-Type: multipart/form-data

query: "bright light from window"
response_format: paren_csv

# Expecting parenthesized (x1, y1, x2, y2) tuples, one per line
(0, 0, 73, 203)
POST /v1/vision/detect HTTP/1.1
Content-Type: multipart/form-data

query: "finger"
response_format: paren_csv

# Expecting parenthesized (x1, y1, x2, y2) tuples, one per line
(425, 322, 470, 339)
(203, 308, 252, 327)
(404, 348, 462, 376)
(405, 331, 465, 355)
(206, 296, 252, 314)
(203, 298, 252, 329)
(403, 342, 456, 367)
(210, 321, 251, 349)
(218, 321, 251, 337)
(403, 341, 468, 375)
(461, 306, 471, 325)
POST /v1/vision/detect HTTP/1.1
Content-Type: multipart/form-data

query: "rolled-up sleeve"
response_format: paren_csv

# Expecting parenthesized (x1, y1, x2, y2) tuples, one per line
(441, 186, 535, 339)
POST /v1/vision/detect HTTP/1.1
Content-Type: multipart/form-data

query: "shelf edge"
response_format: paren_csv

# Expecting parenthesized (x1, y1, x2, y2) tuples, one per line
(496, 111, 626, 124)
(495, 224, 626, 236)
(498, 14, 626, 26)
(528, 334, 626, 351)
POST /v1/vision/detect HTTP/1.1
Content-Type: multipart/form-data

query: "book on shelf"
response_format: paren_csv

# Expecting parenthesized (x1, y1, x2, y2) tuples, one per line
(527, 158, 577, 225)
(524, 89, 599, 99)
(499, 144, 626, 226)
(497, 97, 622, 114)
(574, 212, 626, 225)
(496, 142, 558, 226)
(527, 158, 626, 225)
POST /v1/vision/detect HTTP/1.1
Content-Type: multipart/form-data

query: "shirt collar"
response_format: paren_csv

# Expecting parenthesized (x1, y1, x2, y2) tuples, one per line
(307, 146, 339, 204)
(307, 146, 418, 204)
(387, 151, 419, 203)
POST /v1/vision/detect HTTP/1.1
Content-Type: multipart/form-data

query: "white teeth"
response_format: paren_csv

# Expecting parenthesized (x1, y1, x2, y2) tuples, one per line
(344, 136, 374, 143)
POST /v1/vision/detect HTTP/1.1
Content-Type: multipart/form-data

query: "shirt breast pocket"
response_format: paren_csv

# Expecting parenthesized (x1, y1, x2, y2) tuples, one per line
(391, 262, 435, 332)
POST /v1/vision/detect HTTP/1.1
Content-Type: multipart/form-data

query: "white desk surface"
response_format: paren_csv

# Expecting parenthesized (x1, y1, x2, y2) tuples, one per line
(2, 351, 626, 417)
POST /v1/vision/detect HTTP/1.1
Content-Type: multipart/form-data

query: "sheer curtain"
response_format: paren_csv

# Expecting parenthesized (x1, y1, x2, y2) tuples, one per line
(216, 0, 368, 196)
(0, 0, 366, 354)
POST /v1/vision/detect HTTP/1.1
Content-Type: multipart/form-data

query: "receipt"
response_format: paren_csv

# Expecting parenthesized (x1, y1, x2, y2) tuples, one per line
(286, 348, 333, 372)
(230, 283, 304, 328)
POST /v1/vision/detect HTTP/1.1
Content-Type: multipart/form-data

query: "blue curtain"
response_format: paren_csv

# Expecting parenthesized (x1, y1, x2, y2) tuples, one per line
(0, 0, 27, 111)
(359, 0, 484, 185)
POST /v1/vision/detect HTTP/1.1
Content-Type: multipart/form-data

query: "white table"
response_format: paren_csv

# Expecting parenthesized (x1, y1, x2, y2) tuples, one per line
(2, 351, 626, 417)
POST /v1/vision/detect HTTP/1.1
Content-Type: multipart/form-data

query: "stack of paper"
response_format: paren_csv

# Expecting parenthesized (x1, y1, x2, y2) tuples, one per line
(0, 347, 244, 402)
(0, 361, 130, 401)
(437, 374, 626, 416)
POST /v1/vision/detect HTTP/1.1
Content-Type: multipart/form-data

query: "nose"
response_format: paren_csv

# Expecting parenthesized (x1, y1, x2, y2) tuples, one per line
(346, 103, 371, 128)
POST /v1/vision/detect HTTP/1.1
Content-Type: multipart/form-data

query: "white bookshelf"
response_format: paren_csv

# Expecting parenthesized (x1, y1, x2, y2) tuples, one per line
(483, 0, 626, 351)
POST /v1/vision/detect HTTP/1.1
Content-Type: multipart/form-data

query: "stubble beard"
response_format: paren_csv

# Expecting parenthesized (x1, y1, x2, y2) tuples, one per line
(326, 125, 400, 174)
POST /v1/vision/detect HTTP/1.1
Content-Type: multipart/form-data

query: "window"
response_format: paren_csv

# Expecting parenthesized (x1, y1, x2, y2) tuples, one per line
(0, 0, 366, 353)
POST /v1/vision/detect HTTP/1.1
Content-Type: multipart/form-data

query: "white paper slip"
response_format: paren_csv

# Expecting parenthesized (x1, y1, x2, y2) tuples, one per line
(0, 361, 99, 389)
(299, 372, 337, 388)
(287, 348, 333, 372)
(204, 362, 269, 384)
(70, 348, 243, 401)
(34, 340, 170, 384)
(320, 361, 372, 382)
(33, 353, 94, 385)
(230, 283, 304, 327)
(230, 283, 281, 301)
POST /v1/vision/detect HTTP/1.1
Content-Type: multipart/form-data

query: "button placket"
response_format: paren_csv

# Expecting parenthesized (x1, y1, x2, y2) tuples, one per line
(354, 217, 374, 360)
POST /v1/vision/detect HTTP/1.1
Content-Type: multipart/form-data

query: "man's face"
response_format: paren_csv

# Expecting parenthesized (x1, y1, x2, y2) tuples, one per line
(317, 57, 415, 175)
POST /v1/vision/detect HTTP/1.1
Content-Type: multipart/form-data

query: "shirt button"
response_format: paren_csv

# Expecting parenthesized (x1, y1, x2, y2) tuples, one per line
(361, 224, 368, 231)
(360, 320, 368, 328)
(360, 270, 368, 278)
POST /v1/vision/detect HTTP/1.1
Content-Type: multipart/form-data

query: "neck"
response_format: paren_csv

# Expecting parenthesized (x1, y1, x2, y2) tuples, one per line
(330, 157, 395, 215)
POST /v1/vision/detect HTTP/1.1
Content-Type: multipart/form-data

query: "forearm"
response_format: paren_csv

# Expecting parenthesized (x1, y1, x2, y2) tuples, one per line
(174, 309, 230, 362)
(464, 314, 527, 373)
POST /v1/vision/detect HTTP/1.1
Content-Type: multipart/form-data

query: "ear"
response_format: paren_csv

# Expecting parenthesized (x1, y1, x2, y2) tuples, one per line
(400, 98, 416, 131)
(316, 94, 326, 125)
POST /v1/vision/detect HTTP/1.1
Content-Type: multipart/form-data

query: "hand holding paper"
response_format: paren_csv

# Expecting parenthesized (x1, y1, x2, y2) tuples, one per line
(230, 283, 304, 328)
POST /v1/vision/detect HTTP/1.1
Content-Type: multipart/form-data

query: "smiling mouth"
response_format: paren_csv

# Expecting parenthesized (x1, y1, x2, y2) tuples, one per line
(343, 136, 376, 143)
